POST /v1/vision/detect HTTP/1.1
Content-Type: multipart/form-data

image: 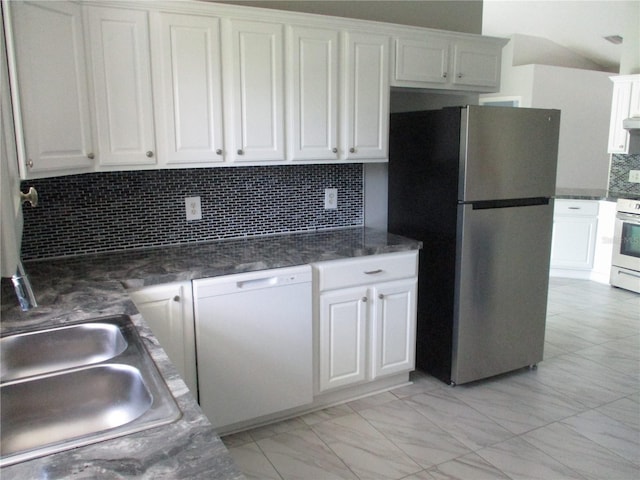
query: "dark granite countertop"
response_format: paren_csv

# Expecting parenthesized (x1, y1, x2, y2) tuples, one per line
(555, 187, 640, 201)
(0, 227, 421, 479)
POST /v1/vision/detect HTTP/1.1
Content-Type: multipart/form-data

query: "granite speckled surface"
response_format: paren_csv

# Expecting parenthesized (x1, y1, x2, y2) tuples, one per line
(0, 227, 421, 479)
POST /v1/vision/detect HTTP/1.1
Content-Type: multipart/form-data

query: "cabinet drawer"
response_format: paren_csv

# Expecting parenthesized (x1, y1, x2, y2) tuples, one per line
(554, 200, 599, 217)
(313, 251, 418, 291)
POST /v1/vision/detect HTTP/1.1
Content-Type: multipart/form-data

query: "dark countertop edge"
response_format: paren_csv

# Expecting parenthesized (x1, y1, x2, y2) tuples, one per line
(555, 188, 640, 202)
(0, 227, 421, 479)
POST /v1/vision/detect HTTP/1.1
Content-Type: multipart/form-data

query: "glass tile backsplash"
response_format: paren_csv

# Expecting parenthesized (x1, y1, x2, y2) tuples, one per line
(20, 164, 363, 260)
(609, 153, 640, 196)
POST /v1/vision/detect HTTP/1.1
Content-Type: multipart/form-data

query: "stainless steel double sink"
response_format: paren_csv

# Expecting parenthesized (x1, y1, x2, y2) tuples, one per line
(0, 315, 181, 467)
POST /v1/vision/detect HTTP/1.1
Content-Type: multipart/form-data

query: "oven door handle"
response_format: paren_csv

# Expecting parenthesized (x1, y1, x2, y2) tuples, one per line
(616, 212, 640, 224)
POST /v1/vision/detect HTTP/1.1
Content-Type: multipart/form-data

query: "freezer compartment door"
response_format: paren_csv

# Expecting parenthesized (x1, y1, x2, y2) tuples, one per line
(452, 202, 553, 384)
(460, 106, 560, 202)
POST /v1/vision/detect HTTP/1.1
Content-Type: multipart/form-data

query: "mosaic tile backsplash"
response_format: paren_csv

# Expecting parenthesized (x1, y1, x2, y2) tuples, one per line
(20, 164, 364, 260)
(609, 153, 640, 196)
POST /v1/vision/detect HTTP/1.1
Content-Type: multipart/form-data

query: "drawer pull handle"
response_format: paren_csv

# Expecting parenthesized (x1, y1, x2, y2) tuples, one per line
(568, 207, 581, 210)
(364, 269, 383, 275)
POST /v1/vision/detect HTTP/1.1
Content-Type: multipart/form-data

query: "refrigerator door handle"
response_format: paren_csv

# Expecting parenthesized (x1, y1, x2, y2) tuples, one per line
(470, 197, 550, 210)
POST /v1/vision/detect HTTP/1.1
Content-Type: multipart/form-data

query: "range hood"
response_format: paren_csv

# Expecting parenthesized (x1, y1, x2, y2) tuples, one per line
(623, 117, 640, 154)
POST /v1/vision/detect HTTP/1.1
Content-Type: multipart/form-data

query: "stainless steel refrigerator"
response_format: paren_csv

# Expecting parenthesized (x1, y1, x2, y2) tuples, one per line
(388, 105, 560, 385)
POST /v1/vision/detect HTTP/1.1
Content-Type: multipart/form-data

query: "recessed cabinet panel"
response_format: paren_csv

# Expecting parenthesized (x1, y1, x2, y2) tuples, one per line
(343, 32, 389, 161)
(452, 40, 501, 89)
(86, 6, 156, 166)
(371, 279, 417, 379)
(225, 19, 285, 162)
(395, 36, 448, 84)
(551, 201, 599, 271)
(155, 13, 224, 164)
(318, 287, 368, 392)
(128, 282, 198, 395)
(6, 0, 94, 176)
(608, 78, 634, 153)
(287, 26, 339, 161)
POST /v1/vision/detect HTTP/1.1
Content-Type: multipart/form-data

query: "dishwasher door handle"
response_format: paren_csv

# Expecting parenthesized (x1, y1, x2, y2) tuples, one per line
(236, 276, 279, 289)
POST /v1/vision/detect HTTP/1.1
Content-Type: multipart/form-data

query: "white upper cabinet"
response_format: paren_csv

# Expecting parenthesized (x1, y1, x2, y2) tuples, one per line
(223, 19, 285, 163)
(4, 0, 94, 178)
(608, 75, 640, 154)
(153, 13, 225, 166)
(287, 26, 339, 161)
(342, 31, 390, 161)
(5, 0, 506, 173)
(85, 6, 156, 167)
(394, 35, 449, 85)
(450, 39, 502, 89)
(393, 32, 504, 92)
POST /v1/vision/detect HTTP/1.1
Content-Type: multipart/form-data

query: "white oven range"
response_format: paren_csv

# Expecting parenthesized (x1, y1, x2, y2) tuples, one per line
(610, 198, 640, 293)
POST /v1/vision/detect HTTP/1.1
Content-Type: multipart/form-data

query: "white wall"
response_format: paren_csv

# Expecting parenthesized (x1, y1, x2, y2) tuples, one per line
(484, 38, 613, 191)
(530, 65, 612, 190)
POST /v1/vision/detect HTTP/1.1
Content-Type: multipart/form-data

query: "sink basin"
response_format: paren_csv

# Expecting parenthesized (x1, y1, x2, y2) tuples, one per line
(1, 322, 128, 382)
(0, 315, 181, 467)
(2, 365, 152, 458)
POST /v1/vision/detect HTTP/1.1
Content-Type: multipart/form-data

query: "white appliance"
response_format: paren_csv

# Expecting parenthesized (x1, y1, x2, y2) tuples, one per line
(193, 266, 313, 431)
(610, 198, 640, 293)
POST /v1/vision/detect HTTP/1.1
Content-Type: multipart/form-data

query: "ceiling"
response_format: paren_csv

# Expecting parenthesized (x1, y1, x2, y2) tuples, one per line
(482, 0, 639, 72)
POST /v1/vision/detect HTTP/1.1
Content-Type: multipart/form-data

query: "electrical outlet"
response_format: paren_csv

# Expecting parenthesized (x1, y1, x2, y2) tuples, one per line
(629, 170, 640, 183)
(185, 196, 202, 221)
(324, 188, 338, 209)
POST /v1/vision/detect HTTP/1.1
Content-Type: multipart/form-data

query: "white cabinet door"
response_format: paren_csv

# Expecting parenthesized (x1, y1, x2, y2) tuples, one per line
(153, 12, 225, 165)
(223, 19, 285, 162)
(342, 31, 390, 161)
(86, 6, 156, 167)
(5, 0, 94, 177)
(287, 26, 339, 161)
(129, 282, 198, 395)
(630, 79, 640, 118)
(371, 278, 417, 380)
(318, 286, 368, 392)
(551, 201, 599, 271)
(392, 34, 503, 92)
(608, 78, 633, 154)
(394, 35, 449, 85)
(451, 39, 502, 90)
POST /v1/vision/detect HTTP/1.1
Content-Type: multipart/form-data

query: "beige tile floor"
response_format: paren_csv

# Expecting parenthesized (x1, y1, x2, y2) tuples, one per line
(222, 278, 639, 479)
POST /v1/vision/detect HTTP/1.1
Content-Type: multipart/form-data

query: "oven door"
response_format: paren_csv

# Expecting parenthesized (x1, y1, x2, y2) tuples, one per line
(611, 212, 640, 271)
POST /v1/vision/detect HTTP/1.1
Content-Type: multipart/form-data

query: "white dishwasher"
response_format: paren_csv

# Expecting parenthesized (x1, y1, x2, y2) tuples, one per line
(193, 265, 313, 430)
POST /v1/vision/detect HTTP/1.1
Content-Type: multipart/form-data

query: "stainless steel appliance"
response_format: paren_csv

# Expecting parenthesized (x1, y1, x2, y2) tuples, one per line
(388, 105, 560, 385)
(610, 198, 640, 293)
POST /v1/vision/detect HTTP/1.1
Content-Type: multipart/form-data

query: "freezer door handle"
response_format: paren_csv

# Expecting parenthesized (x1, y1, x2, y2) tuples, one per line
(470, 197, 549, 210)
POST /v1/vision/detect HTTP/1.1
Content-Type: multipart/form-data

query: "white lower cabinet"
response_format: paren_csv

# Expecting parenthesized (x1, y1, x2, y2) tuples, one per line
(551, 200, 599, 270)
(128, 281, 198, 395)
(313, 252, 418, 394)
